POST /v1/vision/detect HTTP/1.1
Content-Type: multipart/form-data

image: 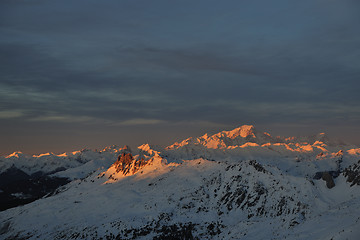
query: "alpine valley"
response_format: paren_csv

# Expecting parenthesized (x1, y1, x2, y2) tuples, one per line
(1, 125, 360, 240)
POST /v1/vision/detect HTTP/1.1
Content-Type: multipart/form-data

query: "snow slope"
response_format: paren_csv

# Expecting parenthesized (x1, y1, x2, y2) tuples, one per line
(0, 125, 359, 239)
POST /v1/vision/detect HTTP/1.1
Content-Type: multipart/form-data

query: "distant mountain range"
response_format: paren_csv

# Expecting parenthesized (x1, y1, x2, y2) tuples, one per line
(1, 125, 360, 239)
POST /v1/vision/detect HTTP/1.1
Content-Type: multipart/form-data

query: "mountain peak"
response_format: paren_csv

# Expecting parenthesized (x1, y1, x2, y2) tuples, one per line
(121, 145, 132, 153)
(138, 143, 161, 157)
(5, 151, 25, 158)
(163, 124, 353, 154)
(222, 125, 256, 139)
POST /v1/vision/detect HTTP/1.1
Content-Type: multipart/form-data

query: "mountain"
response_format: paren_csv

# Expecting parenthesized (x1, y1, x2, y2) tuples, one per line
(0, 146, 127, 211)
(164, 125, 355, 162)
(0, 125, 360, 239)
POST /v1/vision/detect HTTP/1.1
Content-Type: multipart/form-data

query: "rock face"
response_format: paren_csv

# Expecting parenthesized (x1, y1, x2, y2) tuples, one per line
(321, 172, 335, 189)
(313, 171, 337, 189)
(343, 160, 360, 186)
(113, 153, 147, 176)
(114, 153, 133, 175)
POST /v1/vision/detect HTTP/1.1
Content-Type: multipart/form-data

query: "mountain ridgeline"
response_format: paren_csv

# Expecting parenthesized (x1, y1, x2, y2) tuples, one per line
(1, 125, 360, 240)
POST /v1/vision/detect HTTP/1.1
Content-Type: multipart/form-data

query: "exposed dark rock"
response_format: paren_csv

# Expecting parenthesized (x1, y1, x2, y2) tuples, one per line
(100, 222, 198, 240)
(343, 160, 360, 186)
(313, 172, 322, 180)
(313, 170, 339, 189)
(289, 220, 299, 227)
(0, 222, 10, 235)
(153, 223, 196, 240)
(313, 171, 339, 180)
(276, 197, 287, 216)
(249, 160, 268, 174)
(321, 172, 335, 189)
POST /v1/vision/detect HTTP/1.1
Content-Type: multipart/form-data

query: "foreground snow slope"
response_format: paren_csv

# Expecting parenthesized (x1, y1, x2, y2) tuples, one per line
(1, 157, 360, 239)
(0, 125, 359, 239)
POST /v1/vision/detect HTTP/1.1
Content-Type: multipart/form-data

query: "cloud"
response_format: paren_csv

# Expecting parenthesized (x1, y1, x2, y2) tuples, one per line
(28, 115, 96, 123)
(113, 118, 166, 126)
(0, 110, 24, 119)
(27, 114, 167, 127)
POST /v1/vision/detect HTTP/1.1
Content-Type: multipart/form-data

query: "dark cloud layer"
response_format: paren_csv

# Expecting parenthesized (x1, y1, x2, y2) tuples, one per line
(1, 0, 359, 154)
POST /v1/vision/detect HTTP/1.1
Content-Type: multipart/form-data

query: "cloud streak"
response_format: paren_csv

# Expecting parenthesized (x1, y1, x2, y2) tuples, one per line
(0, 110, 24, 119)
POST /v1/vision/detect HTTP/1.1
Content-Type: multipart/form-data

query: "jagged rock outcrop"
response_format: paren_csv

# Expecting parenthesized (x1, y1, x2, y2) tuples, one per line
(113, 152, 147, 176)
(343, 160, 360, 186)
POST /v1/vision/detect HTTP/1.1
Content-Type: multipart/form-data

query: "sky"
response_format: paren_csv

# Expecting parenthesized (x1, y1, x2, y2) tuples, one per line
(1, 0, 360, 155)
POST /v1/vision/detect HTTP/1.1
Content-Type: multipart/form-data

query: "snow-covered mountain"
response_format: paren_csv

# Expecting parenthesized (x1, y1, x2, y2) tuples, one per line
(0, 146, 128, 211)
(1, 125, 360, 239)
(164, 125, 353, 161)
(0, 145, 128, 177)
